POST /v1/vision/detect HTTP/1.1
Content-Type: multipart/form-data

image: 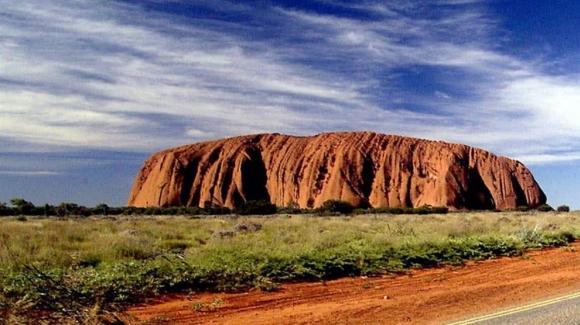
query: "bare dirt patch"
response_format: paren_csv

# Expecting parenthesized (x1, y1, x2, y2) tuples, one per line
(128, 242, 579, 324)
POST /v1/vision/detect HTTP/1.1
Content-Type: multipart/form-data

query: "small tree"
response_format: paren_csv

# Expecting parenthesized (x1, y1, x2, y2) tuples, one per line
(43, 204, 56, 216)
(56, 202, 88, 216)
(10, 198, 35, 215)
(277, 201, 304, 214)
(95, 203, 109, 216)
(557, 205, 570, 212)
(318, 200, 355, 215)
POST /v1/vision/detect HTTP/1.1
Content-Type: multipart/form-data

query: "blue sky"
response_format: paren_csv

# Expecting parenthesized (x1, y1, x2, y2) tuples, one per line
(1, 0, 580, 208)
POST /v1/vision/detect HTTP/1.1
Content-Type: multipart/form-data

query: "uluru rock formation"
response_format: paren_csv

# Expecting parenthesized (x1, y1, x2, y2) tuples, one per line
(128, 132, 546, 210)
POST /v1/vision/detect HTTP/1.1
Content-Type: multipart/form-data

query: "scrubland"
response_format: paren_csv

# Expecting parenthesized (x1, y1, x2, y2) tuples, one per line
(0, 211, 578, 323)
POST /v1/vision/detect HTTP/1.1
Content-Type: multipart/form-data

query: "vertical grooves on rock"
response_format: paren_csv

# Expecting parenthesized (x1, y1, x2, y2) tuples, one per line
(360, 155, 375, 203)
(180, 160, 198, 206)
(201, 145, 223, 207)
(128, 132, 546, 210)
(220, 159, 234, 205)
(510, 174, 528, 207)
(158, 183, 167, 207)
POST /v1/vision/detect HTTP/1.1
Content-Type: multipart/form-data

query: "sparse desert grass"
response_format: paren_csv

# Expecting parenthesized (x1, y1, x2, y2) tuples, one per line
(0, 211, 578, 323)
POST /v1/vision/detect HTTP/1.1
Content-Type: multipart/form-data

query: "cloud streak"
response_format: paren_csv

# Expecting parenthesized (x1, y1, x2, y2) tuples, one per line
(0, 0, 579, 164)
(0, 171, 60, 176)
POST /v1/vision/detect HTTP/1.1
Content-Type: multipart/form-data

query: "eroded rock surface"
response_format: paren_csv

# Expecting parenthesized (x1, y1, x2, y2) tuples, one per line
(128, 132, 546, 210)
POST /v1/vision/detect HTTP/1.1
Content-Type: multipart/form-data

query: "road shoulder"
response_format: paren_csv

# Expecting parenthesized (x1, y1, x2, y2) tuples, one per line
(129, 243, 580, 324)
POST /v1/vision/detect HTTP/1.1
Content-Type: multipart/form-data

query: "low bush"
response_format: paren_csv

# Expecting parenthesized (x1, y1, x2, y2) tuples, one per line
(515, 205, 531, 212)
(317, 200, 355, 215)
(277, 205, 308, 214)
(537, 204, 555, 212)
(557, 205, 570, 212)
(357, 206, 449, 215)
(368, 207, 405, 214)
(235, 200, 277, 215)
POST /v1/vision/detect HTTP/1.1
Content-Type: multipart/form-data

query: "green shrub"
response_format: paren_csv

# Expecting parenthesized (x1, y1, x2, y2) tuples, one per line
(557, 205, 570, 212)
(204, 206, 231, 215)
(537, 204, 554, 212)
(361, 206, 448, 215)
(430, 206, 450, 214)
(235, 200, 277, 215)
(10, 198, 35, 215)
(543, 231, 576, 246)
(371, 207, 405, 214)
(515, 205, 531, 212)
(94, 203, 109, 216)
(317, 200, 354, 215)
(277, 203, 307, 214)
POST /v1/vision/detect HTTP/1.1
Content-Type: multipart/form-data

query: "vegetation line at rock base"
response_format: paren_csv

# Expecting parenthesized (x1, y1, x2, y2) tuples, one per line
(0, 212, 578, 323)
(0, 198, 568, 217)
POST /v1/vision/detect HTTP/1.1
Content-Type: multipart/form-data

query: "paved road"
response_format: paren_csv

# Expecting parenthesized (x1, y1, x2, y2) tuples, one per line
(448, 292, 580, 325)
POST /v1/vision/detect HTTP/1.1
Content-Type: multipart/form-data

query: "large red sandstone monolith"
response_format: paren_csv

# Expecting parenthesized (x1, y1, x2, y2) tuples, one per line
(128, 132, 546, 210)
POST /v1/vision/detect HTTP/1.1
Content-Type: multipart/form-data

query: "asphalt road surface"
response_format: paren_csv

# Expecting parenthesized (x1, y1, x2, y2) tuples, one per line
(449, 292, 580, 325)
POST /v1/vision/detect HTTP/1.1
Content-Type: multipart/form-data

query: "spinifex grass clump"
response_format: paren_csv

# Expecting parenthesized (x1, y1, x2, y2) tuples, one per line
(0, 212, 578, 323)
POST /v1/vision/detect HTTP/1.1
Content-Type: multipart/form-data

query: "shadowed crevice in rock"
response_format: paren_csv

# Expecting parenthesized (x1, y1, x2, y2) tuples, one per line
(465, 168, 495, 210)
(359, 155, 375, 208)
(239, 146, 270, 203)
(361, 155, 375, 198)
(179, 160, 198, 206)
(220, 160, 235, 205)
(205, 146, 224, 207)
(511, 175, 528, 207)
(128, 132, 546, 210)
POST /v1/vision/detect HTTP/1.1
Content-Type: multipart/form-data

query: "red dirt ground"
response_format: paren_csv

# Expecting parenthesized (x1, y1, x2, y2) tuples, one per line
(128, 243, 579, 324)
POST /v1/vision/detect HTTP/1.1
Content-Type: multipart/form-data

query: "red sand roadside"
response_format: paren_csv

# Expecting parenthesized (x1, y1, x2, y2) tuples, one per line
(128, 243, 579, 324)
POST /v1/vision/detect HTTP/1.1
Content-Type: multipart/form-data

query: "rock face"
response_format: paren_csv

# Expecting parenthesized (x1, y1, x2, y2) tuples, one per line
(128, 132, 546, 210)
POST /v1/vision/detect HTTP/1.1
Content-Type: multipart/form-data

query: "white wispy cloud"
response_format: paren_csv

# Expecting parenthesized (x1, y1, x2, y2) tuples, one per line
(0, 0, 579, 164)
(0, 170, 60, 176)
